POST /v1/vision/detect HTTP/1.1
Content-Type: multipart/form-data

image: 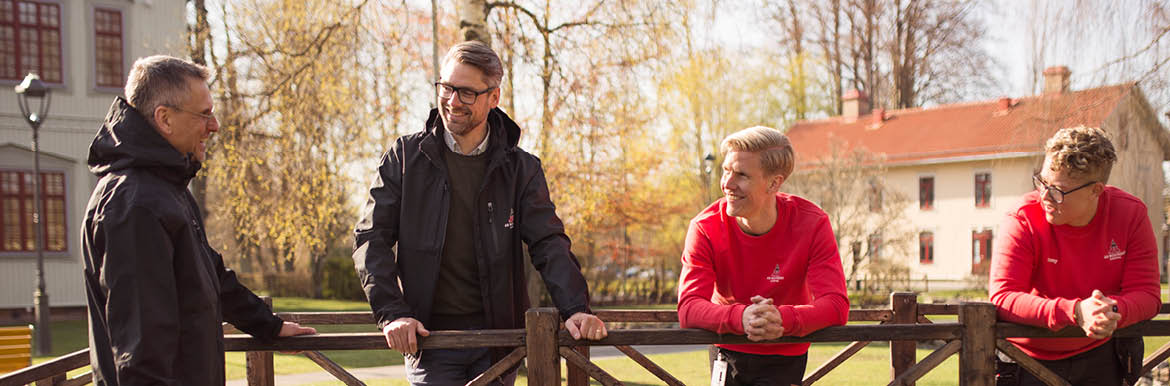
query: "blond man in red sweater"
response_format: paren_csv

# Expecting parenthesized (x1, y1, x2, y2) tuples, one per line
(678, 126, 849, 386)
(990, 126, 1161, 386)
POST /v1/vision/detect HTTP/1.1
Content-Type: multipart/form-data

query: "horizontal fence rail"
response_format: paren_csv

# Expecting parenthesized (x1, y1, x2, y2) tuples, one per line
(5, 294, 1170, 386)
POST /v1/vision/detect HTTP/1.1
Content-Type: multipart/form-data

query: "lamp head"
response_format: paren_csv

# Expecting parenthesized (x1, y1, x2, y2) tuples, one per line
(15, 73, 47, 98)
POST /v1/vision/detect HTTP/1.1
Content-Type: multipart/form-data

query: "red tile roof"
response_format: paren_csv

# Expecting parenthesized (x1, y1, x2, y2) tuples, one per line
(786, 84, 1137, 167)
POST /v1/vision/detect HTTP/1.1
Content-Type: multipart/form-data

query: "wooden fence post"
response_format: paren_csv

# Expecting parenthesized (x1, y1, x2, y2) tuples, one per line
(891, 292, 918, 385)
(958, 302, 996, 386)
(566, 345, 589, 386)
(526, 308, 560, 385)
(246, 296, 275, 386)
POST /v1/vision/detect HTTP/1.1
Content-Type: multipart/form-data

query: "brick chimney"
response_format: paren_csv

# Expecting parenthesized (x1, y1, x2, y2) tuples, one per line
(843, 89, 871, 122)
(1043, 66, 1070, 94)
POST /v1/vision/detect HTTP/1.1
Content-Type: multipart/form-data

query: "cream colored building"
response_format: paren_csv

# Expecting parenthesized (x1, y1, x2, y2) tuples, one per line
(787, 67, 1170, 287)
(0, 0, 187, 312)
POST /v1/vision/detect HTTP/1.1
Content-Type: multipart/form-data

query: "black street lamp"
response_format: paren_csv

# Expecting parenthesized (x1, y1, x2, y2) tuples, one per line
(702, 152, 716, 203)
(15, 73, 52, 356)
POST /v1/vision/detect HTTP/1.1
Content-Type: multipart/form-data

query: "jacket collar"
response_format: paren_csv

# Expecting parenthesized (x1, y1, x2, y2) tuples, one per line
(421, 108, 522, 165)
(87, 97, 201, 185)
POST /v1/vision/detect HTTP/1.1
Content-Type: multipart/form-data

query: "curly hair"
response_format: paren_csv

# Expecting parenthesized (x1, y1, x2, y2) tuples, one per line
(720, 126, 795, 179)
(1044, 126, 1117, 183)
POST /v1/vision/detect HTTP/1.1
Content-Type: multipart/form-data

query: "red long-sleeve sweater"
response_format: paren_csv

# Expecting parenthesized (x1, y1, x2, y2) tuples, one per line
(990, 187, 1161, 360)
(678, 193, 850, 356)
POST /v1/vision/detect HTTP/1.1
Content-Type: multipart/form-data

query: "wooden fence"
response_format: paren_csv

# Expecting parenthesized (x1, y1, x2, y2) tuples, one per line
(3, 293, 1170, 386)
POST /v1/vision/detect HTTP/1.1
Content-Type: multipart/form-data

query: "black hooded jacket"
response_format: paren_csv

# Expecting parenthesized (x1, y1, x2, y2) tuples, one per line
(353, 108, 589, 337)
(82, 97, 283, 386)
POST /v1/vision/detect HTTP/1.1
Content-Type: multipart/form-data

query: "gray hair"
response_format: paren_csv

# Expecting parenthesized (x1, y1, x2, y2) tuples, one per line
(124, 55, 210, 125)
(442, 41, 504, 88)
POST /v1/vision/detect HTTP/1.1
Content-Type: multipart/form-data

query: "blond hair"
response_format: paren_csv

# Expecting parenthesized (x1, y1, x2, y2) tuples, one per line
(1044, 126, 1116, 182)
(720, 126, 795, 178)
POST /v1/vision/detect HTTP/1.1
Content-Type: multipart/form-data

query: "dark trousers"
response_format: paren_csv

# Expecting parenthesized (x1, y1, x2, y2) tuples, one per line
(995, 341, 1126, 386)
(404, 347, 517, 386)
(716, 347, 808, 386)
(404, 313, 516, 386)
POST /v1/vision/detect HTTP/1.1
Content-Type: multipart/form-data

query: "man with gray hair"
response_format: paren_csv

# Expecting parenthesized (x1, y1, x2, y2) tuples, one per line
(678, 126, 849, 385)
(990, 126, 1160, 386)
(354, 41, 605, 385)
(82, 55, 316, 385)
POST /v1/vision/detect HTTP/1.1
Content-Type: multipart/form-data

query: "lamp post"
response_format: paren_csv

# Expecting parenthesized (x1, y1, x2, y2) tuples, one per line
(702, 152, 716, 203)
(15, 73, 51, 356)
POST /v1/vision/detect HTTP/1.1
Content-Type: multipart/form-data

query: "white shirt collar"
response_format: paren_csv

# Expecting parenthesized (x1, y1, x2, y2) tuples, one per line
(443, 126, 490, 156)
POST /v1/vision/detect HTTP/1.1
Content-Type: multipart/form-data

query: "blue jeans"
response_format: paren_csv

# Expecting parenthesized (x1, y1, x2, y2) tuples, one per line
(405, 347, 518, 386)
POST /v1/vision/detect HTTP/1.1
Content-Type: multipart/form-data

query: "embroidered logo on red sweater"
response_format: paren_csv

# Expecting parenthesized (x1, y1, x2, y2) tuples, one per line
(766, 264, 784, 283)
(1104, 240, 1125, 261)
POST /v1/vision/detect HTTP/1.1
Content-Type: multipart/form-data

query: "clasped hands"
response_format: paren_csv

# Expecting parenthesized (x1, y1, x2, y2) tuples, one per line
(742, 295, 784, 341)
(1074, 289, 1121, 339)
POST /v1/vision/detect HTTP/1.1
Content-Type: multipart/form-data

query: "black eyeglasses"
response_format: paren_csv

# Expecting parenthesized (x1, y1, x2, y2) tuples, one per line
(1032, 174, 1096, 204)
(434, 82, 495, 105)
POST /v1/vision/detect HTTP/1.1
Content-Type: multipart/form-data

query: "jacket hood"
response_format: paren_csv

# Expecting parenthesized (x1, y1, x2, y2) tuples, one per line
(87, 97, 200, 184)
(425, 107, 522, 151)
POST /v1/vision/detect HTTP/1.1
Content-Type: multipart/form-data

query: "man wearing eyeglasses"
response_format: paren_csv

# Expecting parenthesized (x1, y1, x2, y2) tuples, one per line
(82, 55, 318, 385)
(353, 41, 605, 385)
(989, 126, 1160, 386)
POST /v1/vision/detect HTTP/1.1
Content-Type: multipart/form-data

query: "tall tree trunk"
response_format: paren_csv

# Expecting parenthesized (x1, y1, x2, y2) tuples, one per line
(457, 0, 491, 44)
(188, 0, 211, 216)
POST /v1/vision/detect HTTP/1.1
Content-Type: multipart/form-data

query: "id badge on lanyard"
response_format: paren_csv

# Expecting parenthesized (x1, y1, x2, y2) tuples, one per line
(711, 351, 728, 386)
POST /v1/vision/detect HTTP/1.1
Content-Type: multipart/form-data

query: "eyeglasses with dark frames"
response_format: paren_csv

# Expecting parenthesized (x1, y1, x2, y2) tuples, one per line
(434, 82, 495, 105)
(1032, 174, 1096, 204)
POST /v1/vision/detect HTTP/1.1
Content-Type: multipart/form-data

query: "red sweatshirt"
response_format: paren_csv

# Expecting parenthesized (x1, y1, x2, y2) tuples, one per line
(678, 193, 850, 355)
(990, 186, 1161, 360)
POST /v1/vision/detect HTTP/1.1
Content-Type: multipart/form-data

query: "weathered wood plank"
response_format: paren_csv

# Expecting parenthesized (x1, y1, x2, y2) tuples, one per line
(556, 324, 963, 346)
(850, 309, 893, 322)
(594, 310, 677, 323)
(275, 312, 375, 325)
(959, 302, 996, 386)
(246, 297, 275, 386)
(560, 346, 623, 386)
(996, 320, 1170, 339)
(888, 340, 960, 386)
(303, 351, 364, 386)
(919, 304, 959, 316)
(0, 348, 88, 386)
(995, 339, 1069, 386)
(468, 347, 526, 386)
(615, 345, 685, 386)
(526, 308, 560, 385)
(224, 330, 526, 351)
(567, 346, 589, 386)
(59, 371, 93, 386)
(33, 373, 64, 386)
(245, 350, 274, 386)
(1142, 340, 1170, 379)
(891, 293, 918, 385)
(803, 341, 870, 386)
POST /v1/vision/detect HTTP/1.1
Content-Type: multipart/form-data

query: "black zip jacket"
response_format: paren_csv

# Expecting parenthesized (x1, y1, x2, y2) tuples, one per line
(353, 108, 589, 336)
(82, 97, 283, 386)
